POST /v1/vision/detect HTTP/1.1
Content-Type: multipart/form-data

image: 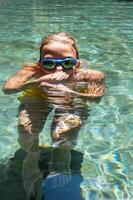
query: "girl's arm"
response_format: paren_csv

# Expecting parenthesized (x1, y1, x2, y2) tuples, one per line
(84, 69, 105, 98)
(39, 81, 105, 99)
(74, 69, 105, 98)
(2, 67, 39, 94)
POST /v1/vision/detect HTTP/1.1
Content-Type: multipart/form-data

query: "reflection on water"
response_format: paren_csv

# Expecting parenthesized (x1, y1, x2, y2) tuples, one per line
(0, 0, 133, 199)
(0, 140, 84, 200)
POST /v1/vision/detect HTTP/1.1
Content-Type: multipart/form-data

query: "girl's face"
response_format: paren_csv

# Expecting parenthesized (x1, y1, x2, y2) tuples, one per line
(39, 41, 80, 74)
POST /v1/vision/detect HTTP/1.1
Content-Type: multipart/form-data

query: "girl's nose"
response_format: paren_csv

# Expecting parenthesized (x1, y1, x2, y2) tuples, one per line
(55, 65, 63, 71)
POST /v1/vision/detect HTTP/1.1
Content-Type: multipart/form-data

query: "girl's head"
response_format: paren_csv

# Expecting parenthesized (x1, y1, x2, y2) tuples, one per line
(38, 32, 80, 74)
(39, 32, 79, 61)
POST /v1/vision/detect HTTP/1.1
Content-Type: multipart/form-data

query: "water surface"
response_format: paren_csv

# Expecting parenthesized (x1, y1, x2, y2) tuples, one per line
(0, 0, 133, 199)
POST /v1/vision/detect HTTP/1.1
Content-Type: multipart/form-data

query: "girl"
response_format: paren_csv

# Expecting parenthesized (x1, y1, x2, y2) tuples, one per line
(3, 32, 105, 148)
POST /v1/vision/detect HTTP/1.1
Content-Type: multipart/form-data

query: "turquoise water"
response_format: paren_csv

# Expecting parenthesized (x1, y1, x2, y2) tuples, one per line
(0, 0, 133, 199)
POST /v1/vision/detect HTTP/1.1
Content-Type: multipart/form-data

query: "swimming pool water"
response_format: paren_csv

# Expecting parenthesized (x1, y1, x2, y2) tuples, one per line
(0, 0, 133, 199)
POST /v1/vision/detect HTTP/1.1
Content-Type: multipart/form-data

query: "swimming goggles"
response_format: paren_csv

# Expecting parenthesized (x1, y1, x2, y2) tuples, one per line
(40, 57, 78, 70)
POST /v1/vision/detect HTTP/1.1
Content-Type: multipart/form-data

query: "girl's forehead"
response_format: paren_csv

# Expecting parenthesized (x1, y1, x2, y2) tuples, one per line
(41, 41, 76, 58)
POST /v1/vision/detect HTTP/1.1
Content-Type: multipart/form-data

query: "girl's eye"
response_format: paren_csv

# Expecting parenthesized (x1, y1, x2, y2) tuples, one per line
(63, 60, 75, 68)
(42, 61, 55, 69)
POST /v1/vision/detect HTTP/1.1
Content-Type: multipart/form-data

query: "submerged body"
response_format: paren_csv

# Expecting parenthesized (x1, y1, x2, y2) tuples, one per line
(17, 65, 92, 147)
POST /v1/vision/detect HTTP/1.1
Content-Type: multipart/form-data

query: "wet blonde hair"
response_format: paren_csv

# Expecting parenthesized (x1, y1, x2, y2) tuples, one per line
(39, 32, 79, 61)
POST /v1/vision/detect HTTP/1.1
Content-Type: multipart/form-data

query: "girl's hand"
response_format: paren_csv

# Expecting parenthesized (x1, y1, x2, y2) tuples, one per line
(35, 71, 69, 83)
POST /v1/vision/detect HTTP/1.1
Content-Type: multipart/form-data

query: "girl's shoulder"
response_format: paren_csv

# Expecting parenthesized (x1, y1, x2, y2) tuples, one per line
(23, 62, 41, 72)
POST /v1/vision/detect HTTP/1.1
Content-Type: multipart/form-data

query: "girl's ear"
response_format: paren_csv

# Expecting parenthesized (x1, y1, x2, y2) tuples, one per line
(76, 60, 81, 68)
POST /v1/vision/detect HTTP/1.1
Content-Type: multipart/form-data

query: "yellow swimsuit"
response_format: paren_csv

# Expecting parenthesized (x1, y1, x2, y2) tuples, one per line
(18, 88, 47, 101)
